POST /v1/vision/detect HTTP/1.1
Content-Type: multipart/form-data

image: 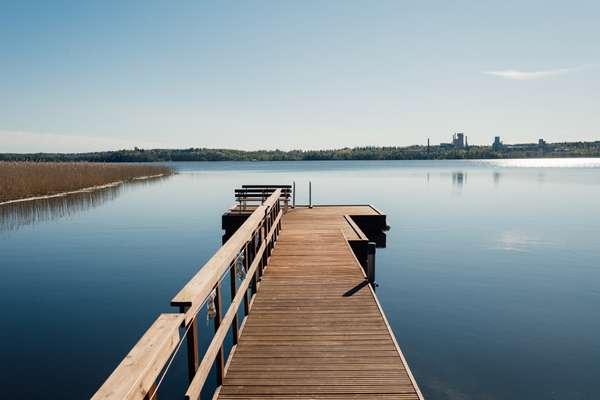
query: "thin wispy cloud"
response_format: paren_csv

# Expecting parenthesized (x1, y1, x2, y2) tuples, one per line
(484, 66, 587, 80)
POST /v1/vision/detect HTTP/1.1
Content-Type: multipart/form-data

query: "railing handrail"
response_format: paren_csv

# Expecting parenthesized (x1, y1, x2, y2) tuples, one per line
(262, 189, 281, 208)
(185, 203, 282, 400)
(93, 189, 284, 400)
(92, 313, 185, 400)
(171, 189, 281, 322)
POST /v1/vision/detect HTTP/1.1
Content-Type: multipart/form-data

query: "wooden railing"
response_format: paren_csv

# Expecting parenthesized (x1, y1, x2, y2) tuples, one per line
(93, 189, 283, 400)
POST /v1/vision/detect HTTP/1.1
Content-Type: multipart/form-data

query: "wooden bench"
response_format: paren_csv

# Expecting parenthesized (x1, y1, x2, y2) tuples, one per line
(235, 185, 292, 212)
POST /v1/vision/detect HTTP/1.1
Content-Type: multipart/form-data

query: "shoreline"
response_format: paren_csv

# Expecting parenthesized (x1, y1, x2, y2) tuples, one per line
(0, 173, 167, 207)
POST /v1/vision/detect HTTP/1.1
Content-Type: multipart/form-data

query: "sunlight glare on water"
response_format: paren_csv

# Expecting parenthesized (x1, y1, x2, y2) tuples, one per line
(480, 157, 600, 168)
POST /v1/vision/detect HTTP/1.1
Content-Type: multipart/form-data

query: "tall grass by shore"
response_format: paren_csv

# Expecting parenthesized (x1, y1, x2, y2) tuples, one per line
(0, 162, 174, 203)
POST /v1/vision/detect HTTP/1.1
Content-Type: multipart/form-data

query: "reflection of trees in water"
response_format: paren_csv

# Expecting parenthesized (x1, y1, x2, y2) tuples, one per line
(0, 177, 167, 232)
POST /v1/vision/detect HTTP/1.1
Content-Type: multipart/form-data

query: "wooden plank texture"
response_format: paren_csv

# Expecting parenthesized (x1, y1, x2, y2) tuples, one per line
(217, 206, 423, 400)
(92, 313, 184, 400)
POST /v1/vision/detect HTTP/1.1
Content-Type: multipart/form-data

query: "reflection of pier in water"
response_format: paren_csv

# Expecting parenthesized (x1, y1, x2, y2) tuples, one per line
(0, 177, 166, 232)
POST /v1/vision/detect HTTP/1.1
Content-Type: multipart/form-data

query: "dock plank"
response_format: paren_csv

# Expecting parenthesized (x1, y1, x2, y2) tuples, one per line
(217, 207, 423, 400)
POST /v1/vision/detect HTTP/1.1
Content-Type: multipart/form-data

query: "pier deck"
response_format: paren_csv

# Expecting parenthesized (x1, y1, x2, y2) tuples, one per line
(218, 206, 422, 399)
(93, 189, 423, 400)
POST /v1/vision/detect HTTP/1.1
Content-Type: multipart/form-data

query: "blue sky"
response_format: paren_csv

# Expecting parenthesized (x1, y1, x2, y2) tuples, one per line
(1, 0, 599, 152)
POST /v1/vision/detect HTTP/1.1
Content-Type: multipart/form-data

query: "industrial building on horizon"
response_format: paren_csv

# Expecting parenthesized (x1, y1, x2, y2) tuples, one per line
(492, 136, 503, 151)
(440, 133, 467, 149)
(492, 136, 548, 151)
(436, 133, 548, 152)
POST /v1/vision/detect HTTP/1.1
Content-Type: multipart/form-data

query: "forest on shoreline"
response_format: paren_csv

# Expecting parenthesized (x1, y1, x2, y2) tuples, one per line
(2, 141, 599, 162)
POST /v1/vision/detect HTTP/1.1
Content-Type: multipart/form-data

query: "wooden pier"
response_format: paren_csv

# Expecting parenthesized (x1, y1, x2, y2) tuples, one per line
(93, 187, 423, 400)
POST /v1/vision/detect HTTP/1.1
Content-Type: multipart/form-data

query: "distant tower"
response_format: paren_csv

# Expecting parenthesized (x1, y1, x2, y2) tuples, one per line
(456, 133, 465, 148)
(427, 138, 430, 154)
(492, 136, 503, 151)
(465, 136, 469, 150)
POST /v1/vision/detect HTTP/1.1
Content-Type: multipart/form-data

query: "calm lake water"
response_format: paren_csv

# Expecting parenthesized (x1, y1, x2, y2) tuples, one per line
(1, 159, 599, 399)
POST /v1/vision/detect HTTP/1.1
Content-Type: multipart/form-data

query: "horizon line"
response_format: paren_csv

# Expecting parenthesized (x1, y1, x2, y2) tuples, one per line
(2, 139, 600, 155)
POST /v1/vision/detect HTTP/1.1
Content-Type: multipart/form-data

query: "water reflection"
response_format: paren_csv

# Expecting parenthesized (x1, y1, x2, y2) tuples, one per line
(0, 177, 167, 232)
(490, 230, 554, 252)
(537, 172, 545, 184)
(452, 171, 467, 188)
(493, 171, 501, 185)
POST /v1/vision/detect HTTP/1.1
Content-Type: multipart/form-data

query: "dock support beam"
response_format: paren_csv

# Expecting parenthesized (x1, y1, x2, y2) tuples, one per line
(367, 242, 376, 286)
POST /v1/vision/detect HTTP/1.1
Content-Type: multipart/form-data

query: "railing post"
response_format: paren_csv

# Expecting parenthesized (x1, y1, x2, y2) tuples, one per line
(292, 181, 296, 208)
(309, 181, 312, 209)
(259, 221, 266, 277)
(229, 264, 239, 345)
(273, 203, 278, 242)
(273, 204, 278, 245)
(181, 307, 199, 383)
(251, 232, 258, 294)
(266, 208, 272, 257)
(243, 244, 250, 316)
(214, 285, 225, 385)
(266, 210, 270, 256)
(278, 201, 282, 233)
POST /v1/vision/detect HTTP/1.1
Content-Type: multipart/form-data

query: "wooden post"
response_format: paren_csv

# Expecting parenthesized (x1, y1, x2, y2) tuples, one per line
(278, 204, 282, 233)
(181, 306, 199, 383)
(260, 221, 266, 276)
(214, 285, 225, 385)
(265, 213, 270, 256)
(243, 245, 250, 316)
(251, 232, 258, 294)
(258, 222, 263, 277)
(229, 264, 239, 345)
(292, 181, 296, 208)
(367, 242, 376, 286)
(309, 181, 312, 209)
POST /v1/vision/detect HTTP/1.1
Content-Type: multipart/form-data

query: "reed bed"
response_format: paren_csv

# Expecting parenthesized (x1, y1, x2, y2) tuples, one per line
(0, 162, 174, 203)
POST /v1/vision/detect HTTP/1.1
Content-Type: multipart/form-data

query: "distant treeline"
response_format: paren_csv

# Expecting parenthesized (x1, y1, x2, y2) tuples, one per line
(2, 141, 600, 162)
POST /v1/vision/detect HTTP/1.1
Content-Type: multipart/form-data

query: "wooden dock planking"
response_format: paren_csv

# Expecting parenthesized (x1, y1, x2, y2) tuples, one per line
(93, 194, 423, 400)
(218, 206, 422, 400)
